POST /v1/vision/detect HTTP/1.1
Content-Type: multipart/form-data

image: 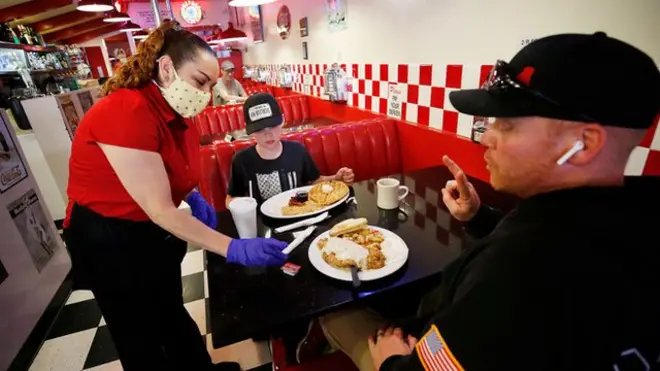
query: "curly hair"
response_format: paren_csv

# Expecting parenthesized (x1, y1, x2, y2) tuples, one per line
(99, 20, 214, 97)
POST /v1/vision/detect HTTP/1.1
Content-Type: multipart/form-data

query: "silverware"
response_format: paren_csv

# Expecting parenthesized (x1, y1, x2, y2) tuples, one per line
(275, 212, 329, 233)
(346, 197, 357, 205)
(282, 226, 316, 255)
(350, 266, 361, 288)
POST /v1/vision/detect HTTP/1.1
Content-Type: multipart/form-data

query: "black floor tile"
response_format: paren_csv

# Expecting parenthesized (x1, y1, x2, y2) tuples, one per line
(247, 363, 273, 371)
(205, 298, 212, 336)
(182, 272, 205, 304)
(83, 326, 119, 369)
(46, 299, 102, 340)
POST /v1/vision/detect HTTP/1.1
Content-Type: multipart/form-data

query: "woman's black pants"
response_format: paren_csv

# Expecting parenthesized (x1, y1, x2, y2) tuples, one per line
(64, 204, 213, 371)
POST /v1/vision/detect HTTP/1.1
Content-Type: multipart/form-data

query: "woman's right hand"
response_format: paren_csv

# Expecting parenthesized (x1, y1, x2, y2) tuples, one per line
(226, 238, 288, 267)
(441, 155, 481, 222)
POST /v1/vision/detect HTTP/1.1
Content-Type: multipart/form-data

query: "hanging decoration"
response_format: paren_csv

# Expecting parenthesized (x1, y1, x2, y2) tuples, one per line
(180, 1, 204, 25)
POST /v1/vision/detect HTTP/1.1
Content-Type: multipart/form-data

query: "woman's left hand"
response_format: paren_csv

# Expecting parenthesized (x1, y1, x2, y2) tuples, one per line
(186, 190, 217, 229)
(335, 167, 355, 184)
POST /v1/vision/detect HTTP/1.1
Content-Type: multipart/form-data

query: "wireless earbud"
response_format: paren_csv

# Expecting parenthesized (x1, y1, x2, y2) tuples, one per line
(556, 141, 585, 165)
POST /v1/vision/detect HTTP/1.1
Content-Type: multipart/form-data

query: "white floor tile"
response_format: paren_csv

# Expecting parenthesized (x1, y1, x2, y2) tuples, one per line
(184, 299, 207, 336)
(206, 336, 272, 370)
(181, 250, 205, 276)
(28, 328, 97, 371)
(99, 316, 106, 326)
(84, 360, 123, 371)
(66, 290, 94, 305)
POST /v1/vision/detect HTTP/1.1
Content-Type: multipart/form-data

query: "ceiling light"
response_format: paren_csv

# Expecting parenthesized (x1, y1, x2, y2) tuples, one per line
(77, 0, 115, 12)
(228, 0, 279, 7)
(132, 31, 149, 40)
(103, 11, 131, 23)
(120, 21, 142, 33)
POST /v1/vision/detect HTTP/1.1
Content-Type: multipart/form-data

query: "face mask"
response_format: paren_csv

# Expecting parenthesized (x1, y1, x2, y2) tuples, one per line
(159, 70, 210, 118)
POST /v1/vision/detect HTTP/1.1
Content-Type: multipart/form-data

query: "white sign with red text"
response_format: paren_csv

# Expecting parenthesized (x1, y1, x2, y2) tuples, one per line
(387, 83, 407, 120)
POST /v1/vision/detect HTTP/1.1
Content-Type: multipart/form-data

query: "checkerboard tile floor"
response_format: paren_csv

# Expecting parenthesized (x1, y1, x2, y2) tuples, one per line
(28, 244, 273, 371)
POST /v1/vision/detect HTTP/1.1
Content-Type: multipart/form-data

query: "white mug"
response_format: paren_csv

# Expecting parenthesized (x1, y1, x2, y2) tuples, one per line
(377, 178, 409, 210)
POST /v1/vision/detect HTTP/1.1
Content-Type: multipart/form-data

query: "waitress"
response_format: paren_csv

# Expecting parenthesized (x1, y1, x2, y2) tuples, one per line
(64, 21, 287, 371)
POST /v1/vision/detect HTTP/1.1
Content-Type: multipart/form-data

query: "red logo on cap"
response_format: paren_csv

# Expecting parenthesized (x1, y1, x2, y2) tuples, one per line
(516, 66, 535, 86)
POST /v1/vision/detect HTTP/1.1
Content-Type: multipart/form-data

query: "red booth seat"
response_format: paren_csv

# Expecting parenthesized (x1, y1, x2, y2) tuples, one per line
(193, 95, 312, 144)
(198, 118, 403, 211)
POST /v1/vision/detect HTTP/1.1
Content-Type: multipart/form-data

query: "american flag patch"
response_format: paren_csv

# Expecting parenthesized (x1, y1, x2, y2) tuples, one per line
(415, 325, 464, 371)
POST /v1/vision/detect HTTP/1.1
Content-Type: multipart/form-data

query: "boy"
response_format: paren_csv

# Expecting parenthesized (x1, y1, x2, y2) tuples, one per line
(226, 93, 354, 207)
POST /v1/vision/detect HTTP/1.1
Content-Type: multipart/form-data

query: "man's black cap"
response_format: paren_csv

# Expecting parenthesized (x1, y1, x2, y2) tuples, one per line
(244, 93, 283, 135)
(449, 32, 660, 129)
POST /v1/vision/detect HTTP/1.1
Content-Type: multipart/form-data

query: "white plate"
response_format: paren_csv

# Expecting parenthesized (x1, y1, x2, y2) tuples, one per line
(260, 185, 349, 219)
(307, 226, 409, 282)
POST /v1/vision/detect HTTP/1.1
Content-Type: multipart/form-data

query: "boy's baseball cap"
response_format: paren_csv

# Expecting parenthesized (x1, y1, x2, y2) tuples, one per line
(244, 93, 283, 135)
(449, 32, 660, 129)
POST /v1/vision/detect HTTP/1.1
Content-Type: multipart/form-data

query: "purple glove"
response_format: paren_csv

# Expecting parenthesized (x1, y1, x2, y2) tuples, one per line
(227, 238, 288, 267)
(186, 190, 217, 229)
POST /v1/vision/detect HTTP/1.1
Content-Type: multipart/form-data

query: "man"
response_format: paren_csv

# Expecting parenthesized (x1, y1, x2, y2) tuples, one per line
(213, 60, 248, 105)
(318, 32, 660, 370)
(226, 93, 353, 207)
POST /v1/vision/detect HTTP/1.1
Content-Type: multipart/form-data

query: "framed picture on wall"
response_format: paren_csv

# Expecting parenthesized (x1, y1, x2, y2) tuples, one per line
(300, 17, 309, 37)
(302, 41, 308, 60)
(0, 111, 28, 194)
(247, 5, 265, 43)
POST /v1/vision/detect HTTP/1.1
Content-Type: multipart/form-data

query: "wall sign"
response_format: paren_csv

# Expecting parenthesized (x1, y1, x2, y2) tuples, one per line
(326, 0, 347, 32)
(387, 83, 407, 120)
(276, 5, 292, 40)
(247, 5, 264, 43)
(0, 113, 28, 194)
(181, 1, 203, 25)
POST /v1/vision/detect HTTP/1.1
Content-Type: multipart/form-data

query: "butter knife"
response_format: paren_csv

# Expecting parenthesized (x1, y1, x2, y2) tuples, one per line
(282, 226, 317, 255)
(275, 212, 329, 233)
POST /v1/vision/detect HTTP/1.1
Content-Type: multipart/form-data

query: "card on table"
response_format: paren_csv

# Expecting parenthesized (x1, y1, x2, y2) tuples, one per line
(281, 262, 301, 276)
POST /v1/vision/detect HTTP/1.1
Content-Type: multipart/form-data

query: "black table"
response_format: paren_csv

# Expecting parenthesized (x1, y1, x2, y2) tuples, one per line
(207, 166, 516, 348)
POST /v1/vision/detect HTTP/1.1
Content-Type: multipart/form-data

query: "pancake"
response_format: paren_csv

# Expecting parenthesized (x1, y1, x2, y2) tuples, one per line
(309, 181, 349, 206)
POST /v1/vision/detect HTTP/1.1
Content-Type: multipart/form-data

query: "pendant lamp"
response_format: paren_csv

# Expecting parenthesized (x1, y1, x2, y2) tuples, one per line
(228, 0, 279, 7)
(132, 30, 149, 40)
(120, 21, 142, 33)
(103, 11, 131, 23)
(77, 0, 115, 12)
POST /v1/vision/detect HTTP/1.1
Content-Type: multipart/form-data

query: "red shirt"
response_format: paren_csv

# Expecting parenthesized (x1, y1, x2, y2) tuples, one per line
(64, 82, 200, 227)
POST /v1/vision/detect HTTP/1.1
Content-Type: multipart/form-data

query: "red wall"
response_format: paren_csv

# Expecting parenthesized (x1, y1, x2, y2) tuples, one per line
(83, 46, 108, 79)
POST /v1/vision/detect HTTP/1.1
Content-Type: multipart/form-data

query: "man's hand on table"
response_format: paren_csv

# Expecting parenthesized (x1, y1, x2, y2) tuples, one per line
(368, 327, 417, 371)
(441, 155, 481, 221)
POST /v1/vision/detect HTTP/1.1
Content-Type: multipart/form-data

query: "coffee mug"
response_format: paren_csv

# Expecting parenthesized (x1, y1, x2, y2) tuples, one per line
(377, 178, 409, 210)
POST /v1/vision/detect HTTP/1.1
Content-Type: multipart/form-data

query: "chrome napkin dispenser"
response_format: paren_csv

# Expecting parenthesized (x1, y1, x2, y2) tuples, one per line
(243, 66, 256, 79)
(255, 67, 270, 83)
(323, 63, 350, 103)
(278, 65, 294, 88)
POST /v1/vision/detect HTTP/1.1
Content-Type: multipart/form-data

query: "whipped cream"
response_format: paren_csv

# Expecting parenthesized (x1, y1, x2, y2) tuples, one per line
(321, 184, 334, 193)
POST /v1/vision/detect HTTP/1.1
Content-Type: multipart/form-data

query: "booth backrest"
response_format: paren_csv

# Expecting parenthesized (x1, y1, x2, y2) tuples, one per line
(193, 95, 311, 142)
(198, 118, 402, 211)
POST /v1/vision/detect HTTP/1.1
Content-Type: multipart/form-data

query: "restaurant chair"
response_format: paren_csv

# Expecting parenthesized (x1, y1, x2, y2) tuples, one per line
(270, 336, 359, 371)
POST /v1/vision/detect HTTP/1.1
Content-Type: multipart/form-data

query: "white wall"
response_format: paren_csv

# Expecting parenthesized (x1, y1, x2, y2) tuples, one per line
(244, 0, 660, 66)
